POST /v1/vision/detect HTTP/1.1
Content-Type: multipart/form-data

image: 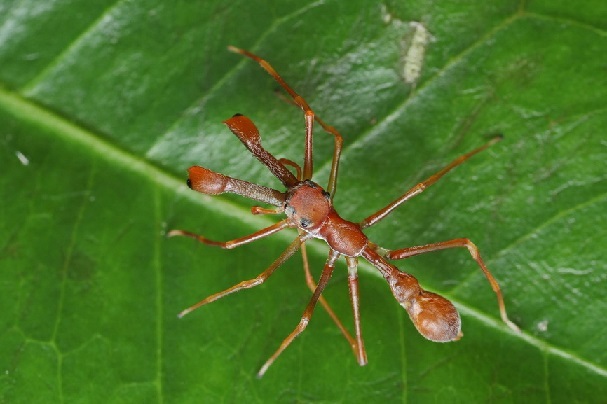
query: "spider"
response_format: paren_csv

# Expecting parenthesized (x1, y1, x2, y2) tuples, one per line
(169, 46, 519, 377)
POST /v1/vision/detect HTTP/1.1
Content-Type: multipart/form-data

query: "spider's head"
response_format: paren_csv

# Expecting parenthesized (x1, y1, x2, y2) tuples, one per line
(284, 180, 331, 232)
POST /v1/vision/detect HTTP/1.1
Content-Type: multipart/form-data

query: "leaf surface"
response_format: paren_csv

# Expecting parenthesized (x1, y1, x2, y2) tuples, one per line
(1, 0, 606, 402)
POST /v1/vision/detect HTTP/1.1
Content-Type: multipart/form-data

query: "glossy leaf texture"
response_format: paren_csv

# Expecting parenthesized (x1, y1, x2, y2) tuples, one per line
(1, 0, 606, 402)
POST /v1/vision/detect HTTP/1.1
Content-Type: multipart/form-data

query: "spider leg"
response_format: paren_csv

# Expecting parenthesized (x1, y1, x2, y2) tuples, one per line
(177, 236, 305, 318)
(273, 91, 344, 198)
(229, 46, 317, 182)
(168, 219, 290, 249)
(299, 240, 365, 363)
(345, 256, 368, 365)
(257, 249, 339, 377)
(361, 135, 502, 228)
(315, 116, 343, 199)
(278, 157, 302, 179)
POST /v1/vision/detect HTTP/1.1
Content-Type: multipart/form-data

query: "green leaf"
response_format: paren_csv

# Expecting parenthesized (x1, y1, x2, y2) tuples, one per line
(2, 0, 606, 402)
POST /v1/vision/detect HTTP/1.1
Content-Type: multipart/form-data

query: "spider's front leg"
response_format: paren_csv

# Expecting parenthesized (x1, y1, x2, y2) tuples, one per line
(228, 46, 344, 195)
(228, 46, 315, 180)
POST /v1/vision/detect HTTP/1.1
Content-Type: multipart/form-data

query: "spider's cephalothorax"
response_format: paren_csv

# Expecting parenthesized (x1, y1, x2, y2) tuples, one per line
(284, 180, 331, 231)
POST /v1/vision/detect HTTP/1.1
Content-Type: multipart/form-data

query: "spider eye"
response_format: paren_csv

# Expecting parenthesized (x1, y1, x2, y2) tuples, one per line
(300, 218, 312, 228)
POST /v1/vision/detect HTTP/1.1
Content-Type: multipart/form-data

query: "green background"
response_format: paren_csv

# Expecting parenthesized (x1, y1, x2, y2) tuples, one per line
(1, 0, 606, 402)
